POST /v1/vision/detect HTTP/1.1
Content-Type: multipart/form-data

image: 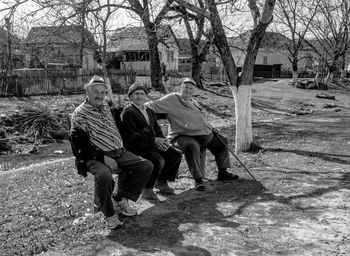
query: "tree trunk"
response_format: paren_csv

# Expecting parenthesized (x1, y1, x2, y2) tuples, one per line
(238, 22, 270, 152)
(191, 59, 203, 89)
(231, 85, 253, 153)
(205, 0, 273, 153)
(205, 0, 238, 86)
(292, 58, 298, 82)
(292, 70, 298, 82)
(144, 23, 166, 93)
(325, 71, 334, 86)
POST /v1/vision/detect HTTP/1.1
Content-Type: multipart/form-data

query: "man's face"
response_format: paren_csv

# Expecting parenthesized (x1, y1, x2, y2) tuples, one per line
(180, 82, 196, 101)
(86, 84, 108, 107)
(130, 90, 148, 106)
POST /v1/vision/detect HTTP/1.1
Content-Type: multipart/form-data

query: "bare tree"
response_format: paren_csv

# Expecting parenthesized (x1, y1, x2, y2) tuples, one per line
(169, 0, 213, 88)
(117, 0, 176, 93)
(306, 0, 350, 85)
(174, 0, 276, 153)
(274, 0, 320, 82)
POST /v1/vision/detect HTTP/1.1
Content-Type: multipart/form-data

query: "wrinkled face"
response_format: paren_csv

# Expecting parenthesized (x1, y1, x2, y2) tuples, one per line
(180, 82, 196, 101)
(86, 84, 108, 107)
(130, 89, 148, 107)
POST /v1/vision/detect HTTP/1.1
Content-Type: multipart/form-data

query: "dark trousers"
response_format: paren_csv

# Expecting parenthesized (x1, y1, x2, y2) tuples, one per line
(87, 150, 153, 218)
(172, 133, 230, 180)
(134, 146, 182, 188)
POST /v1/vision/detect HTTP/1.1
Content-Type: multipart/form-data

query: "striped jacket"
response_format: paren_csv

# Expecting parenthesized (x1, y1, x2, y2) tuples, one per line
(69, 102, 124, 177)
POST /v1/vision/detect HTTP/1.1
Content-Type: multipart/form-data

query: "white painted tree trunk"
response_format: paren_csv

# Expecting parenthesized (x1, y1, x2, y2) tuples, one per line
(292, 70, 298, 82)
(231, 84, 253, 153)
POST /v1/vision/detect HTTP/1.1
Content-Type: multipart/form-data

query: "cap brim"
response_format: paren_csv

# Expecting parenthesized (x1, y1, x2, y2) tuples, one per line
(84, 82, 108, 89)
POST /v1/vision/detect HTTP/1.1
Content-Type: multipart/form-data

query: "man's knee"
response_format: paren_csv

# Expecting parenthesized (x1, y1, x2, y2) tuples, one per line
(87, 160, 113, 181)
(182, 141, 200, 153)
(142, 160, 154, 177)
(153, 157, 165, 172)
(97, 171, 114, 184)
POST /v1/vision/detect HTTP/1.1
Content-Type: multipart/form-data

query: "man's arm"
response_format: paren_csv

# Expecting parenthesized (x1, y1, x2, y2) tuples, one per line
(145, 94, 173, 114)
(69, 116, 104, 176)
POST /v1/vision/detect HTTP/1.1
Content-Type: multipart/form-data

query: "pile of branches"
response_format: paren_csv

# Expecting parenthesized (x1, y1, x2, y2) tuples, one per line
(6, 103, 60, 141)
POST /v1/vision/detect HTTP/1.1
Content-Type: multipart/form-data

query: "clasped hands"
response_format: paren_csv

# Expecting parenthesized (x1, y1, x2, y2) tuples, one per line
(155, 137, 171, 151)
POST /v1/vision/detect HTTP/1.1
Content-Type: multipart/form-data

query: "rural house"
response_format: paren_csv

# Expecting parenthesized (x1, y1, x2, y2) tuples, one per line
(107, 25, 179, 74)
(25, 25, 100, 70)
(227, 31, 314, 78)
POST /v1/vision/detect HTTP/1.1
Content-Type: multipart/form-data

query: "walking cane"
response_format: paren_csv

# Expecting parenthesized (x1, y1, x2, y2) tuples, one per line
(212, 130, 258, 182)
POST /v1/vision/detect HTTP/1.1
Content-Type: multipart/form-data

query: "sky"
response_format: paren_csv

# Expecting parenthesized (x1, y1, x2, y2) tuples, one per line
(0, 0, 253, 40)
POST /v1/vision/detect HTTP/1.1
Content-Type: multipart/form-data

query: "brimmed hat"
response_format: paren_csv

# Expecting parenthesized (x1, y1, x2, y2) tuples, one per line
(84, 75, 107, 89)
(182, 77, 196, 86)
(128, 83, 149, 98)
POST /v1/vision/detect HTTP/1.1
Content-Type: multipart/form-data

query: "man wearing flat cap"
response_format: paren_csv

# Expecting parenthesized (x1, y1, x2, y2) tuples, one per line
(146, 77, 239, 191)
(121, 82, 182, 200)
(69, 75, 153, 229)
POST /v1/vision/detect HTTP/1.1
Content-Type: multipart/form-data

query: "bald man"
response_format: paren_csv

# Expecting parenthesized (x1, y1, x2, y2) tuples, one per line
(146, 77, 239, 191)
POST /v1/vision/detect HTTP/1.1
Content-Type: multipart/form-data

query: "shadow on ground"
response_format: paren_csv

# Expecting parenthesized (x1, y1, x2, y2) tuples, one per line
(105, 178, 266, 255)
(231, 171, 350, 217)
(264, 147, 350, 165)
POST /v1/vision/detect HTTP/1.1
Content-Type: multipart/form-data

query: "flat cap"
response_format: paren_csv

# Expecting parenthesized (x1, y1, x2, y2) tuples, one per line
(128, 82, 149, 98)
(84, 75, 107, 89)
(182, 77, 196, 86)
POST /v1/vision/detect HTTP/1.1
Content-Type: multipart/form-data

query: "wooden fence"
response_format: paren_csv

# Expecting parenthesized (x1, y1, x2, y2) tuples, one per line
(0, 69, 136, 97)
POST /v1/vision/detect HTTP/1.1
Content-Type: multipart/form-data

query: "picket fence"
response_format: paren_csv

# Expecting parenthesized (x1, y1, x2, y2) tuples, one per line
(0, 69, 136, 97)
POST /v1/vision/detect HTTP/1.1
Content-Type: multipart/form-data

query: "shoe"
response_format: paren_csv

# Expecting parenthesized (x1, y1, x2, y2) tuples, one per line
(217, 171, 239, 181)
(195, 180, 206, 191)
(106, 214, 123, 229)
(114, 198, 137, 217)
(141, 188, 158, 200)
(154, 179, 175, 195)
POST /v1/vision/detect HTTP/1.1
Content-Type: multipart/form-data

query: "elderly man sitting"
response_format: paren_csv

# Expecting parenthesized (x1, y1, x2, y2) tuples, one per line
(69, 75, 153, 229)
(146, 77, 239, 191)
(121, 83, 182, 200)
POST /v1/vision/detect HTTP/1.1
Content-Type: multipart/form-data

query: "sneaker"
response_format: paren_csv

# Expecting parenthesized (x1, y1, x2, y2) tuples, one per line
(141, 188, 158, 200)
(195, 180, 206, 191)
(106, 214, 123, 229)
(217, 171, 239, 181)
(154, 179, 175, 195)
(114, 198, 137, 217)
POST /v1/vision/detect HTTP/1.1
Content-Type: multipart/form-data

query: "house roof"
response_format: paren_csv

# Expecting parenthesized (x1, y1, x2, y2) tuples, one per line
(107, 25, 178, 52)
(229, 31, 292, 51)
(25, 25, 97, 48)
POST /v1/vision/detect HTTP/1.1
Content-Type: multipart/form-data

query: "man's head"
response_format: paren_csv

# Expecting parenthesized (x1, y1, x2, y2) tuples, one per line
(85, 75, 108, 107)
(128, 82, 149, 107)
(180, 77, 196, 101)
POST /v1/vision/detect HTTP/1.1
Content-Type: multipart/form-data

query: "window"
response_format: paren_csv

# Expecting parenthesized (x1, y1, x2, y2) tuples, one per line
(167, 51, 174, 63)
(124, 51, 149, 61)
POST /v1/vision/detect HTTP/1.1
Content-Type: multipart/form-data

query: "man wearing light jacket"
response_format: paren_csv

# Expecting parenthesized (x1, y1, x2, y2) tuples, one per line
(146, 77, 239, 191)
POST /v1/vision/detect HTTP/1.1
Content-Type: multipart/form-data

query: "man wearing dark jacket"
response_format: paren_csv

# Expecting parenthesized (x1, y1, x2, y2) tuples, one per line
(69, 76, 153, 229)
(121, 83, 182, 200)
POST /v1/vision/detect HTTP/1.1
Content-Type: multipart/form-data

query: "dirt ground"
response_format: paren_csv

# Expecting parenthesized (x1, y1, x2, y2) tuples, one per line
(1, 79, 350, 255)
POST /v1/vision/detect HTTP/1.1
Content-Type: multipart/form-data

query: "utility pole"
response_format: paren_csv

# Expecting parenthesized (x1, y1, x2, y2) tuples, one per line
(5, 17, 13, 77)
